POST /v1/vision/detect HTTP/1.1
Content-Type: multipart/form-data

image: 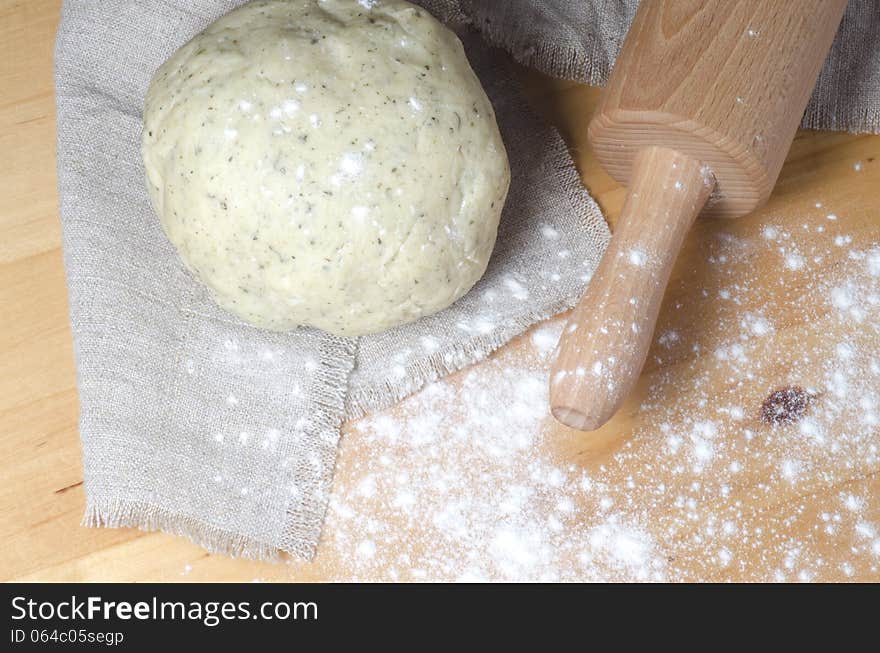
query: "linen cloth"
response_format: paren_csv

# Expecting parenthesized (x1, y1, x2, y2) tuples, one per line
(54, 0, 880, 559)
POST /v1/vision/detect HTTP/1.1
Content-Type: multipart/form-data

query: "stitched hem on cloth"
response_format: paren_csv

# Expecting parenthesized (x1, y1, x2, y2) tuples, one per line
(81, 333, 357, 562)
(279, 333, 358, 559)
(84, 498, 284, 560)
(802, 104, 880, 135)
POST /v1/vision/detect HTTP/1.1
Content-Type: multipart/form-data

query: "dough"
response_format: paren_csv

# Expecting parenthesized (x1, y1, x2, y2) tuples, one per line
(142, 0, 510, 336)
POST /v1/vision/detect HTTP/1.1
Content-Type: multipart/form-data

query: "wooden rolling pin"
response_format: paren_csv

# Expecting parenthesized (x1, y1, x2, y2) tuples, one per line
(550, 0, 848, 431)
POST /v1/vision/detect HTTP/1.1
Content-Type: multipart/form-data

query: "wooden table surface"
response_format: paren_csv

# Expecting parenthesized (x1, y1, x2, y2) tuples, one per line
(2, 0, 878, 582)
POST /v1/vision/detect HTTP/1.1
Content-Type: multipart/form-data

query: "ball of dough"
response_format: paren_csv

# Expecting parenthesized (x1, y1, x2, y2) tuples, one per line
(142, 0, 510, 336)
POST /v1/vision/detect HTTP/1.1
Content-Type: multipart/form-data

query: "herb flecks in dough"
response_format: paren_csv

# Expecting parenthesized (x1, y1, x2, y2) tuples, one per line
(142, 0, 509, 335)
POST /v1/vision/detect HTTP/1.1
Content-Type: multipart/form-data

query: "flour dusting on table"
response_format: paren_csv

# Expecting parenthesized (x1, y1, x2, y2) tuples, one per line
(324, 331, 668, 581)
(301, 197, 879, 582)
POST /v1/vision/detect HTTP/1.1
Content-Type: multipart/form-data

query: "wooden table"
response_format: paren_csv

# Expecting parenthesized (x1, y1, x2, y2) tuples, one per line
(2, 0, 878, 582)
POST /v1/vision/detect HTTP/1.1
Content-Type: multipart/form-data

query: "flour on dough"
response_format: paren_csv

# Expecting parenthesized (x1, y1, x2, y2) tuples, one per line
(142, 0, 510, 336)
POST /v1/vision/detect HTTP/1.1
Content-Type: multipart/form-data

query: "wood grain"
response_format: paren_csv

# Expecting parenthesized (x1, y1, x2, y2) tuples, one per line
(1, 0, 878, 582)
(552, 0, 847, 431)
(590, 0, 848, 217)
(551, 147, 714, 430)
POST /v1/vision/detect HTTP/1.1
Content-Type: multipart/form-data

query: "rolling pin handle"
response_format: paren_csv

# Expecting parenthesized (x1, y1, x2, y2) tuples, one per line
(550, 146, 716, 431)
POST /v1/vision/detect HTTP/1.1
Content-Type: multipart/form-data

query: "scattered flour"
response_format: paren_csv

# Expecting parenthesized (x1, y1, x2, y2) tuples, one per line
(627, 248, 648, 267)
(316, 350, 667, 581)
(529, 321, 563, 357)
(784, 251, 805, 270)
(296, 197, 879, 582)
